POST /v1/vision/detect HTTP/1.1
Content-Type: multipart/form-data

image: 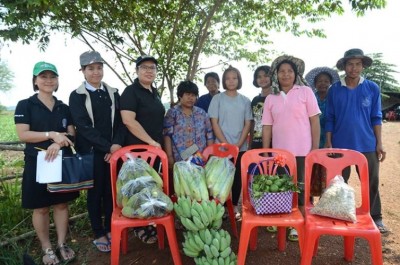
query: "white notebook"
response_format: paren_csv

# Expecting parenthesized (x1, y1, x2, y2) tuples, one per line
(36, 150, 62, 184)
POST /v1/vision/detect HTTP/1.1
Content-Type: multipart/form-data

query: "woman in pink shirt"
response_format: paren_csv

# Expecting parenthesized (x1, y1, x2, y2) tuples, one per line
(261, 55, 321, 241)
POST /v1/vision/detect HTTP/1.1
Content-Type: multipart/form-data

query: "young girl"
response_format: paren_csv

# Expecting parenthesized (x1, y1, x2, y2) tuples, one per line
(250, 65, 272, 149)
(208, 66, 253, 220)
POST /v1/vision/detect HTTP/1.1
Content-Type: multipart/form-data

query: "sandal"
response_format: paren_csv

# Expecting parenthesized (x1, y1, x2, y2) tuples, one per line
(287, 227, 298, 242)
(266, 226, 277, 233)
(133, 226, 158, 244)
(42, 248, 60, 265)
(57, 243, 76, 262)
(375, 220, 389, 234)
(92, 238, 111, 253)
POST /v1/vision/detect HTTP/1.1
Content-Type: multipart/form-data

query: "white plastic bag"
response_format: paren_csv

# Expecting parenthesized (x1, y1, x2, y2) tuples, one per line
(310, 175, 357, 223)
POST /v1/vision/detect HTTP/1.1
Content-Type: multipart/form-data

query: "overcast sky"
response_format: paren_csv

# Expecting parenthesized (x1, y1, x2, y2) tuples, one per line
(1, 0, 399, 107)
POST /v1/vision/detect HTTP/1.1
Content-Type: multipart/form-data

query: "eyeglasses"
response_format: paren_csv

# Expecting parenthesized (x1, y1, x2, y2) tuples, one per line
(138, 65, 157, 72)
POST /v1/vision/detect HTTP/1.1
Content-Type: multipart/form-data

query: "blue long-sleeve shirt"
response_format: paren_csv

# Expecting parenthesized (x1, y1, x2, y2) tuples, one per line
(325, 78, 382, 152)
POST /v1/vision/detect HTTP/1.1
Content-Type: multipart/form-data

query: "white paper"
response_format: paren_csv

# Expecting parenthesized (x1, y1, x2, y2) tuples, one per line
(36, 150, 62, 183)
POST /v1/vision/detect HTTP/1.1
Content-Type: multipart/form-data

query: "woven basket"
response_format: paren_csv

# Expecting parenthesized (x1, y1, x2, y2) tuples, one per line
(249, 158, 293, 214)
(249, 189, 293, 214)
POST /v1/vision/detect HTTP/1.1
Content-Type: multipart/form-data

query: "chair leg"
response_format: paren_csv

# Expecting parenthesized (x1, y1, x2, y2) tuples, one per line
(249, 227, 258, 250)
(277, 227, 287, 251)
(157, 225, 165, 249)
(111, 226, 123, 265)
(237, 223, 252, 265)
(164, 220, 183, 265)
(300, 232, 317, 265)
(121, 228, 128, 254)
(296, 225, 304, 256)
(226, 198, 238, 238)
(369, 235, 384, 265)
(343, 236, 355, 261)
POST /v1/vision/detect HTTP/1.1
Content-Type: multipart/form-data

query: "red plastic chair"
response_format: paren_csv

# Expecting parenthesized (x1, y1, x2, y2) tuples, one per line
(109, 145, 182, 265)
(202, 143, 239, 238)
(300, 149, 383, 265)
(237, 148, 304, 265)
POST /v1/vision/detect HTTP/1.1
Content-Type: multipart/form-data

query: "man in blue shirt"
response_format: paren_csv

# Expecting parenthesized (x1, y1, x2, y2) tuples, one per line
(195, 72, 220, 112)
(325, 48, 388, 233)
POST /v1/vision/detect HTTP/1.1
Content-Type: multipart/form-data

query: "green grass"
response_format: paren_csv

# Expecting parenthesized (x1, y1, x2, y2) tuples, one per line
(0, 111, 89, 264)
(0, 111, 19, 142)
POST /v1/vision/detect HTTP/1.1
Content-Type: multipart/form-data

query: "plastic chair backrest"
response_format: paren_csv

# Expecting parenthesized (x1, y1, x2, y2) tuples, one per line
(304, 148, 369, 212)
(202, 143, 239, 165)
(109, 144, 169, 210)
(241, 148, 298, 208)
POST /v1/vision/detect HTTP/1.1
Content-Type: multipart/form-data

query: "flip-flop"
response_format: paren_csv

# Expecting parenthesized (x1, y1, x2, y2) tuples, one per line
(92, 239, 111, 253)
(375, 221, 389, 234)
(287, 227, 298, 242)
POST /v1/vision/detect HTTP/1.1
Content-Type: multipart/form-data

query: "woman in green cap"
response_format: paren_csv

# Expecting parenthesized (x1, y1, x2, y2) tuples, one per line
(14, 61, 77, 264)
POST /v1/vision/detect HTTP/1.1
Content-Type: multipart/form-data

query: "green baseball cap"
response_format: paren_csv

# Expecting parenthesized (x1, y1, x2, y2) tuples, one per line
(33, 61, 58, 76)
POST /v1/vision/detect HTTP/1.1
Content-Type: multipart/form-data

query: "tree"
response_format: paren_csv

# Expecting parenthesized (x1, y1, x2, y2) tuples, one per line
(0, 61, 13, 92)
(0, 0, 387, 104)
(363, 53, 400, 93)
(0, 60, 14, 111)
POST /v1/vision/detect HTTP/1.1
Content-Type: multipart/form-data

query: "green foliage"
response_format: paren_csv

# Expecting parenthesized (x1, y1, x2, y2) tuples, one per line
(0, 0, 387, 104)
(0, 111, 19, 142)
(0, 61, 14, 92)
(363, 53, 400, 93)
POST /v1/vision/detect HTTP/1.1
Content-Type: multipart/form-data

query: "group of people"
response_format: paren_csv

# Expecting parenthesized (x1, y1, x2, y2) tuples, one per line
(14, 48, 387, 265)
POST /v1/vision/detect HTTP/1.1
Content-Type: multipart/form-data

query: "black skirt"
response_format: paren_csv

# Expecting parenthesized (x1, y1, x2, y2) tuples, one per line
(22, 155, 79, 209)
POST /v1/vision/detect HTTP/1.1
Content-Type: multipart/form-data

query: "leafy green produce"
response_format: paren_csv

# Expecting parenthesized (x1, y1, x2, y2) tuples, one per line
(251, 174, 300, 200)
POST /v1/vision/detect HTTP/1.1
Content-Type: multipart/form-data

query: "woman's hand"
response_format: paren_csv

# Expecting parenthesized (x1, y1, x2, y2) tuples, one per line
(45, 143, 61, 162)
(51, 132, 73, 147)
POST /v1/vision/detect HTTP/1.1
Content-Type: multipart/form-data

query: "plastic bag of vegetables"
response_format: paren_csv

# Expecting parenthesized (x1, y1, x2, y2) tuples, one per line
(173, 160, 209, 201)
(204, 156, 235, 203)
(116, 155, 163, 207)
(120, 176, 159, 207)
(121, 186, 173, 219)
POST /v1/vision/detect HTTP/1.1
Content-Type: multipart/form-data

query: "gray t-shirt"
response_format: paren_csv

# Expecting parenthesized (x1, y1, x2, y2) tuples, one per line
(208, 92, 253, 151)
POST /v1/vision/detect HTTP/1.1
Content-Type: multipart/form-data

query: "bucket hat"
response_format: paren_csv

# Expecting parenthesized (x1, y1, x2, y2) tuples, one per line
(336, 48, 372, 70)
(33, 61, 58, 76)
(80, 51, 104, 67)
(305, 67, 340, 91)
(270, 55, 306, 95)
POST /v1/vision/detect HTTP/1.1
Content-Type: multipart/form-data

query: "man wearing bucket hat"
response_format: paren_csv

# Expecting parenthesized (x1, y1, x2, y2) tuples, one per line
(262, 55, 321, 241)
(305, 67, 340, 148)
(325, 48, 388, 233)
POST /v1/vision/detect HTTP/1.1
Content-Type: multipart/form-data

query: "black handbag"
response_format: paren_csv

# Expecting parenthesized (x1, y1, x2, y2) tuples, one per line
(47, 146, 94, 193)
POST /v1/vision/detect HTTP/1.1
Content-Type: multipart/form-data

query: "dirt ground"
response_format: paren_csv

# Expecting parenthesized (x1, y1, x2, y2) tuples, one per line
(18, 121, 400, 264)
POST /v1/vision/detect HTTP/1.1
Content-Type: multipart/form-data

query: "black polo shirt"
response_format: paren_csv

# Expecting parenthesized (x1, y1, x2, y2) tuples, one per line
(120, 78, 165, 145)
(14, 94, 72, 157)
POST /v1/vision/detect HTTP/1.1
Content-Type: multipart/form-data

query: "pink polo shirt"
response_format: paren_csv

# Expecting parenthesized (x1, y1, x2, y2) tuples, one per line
(261, 85, 321, 156)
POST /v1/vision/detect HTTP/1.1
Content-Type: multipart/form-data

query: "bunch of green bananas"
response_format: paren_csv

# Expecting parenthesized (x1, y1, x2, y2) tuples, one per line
(173, 197, 225, 231)
(185, 229, 236, 265)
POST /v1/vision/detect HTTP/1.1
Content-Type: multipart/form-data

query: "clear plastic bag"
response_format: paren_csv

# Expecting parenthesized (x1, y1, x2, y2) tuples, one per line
(173, 160, 209, 201)
(120, 176, 159, 207)
(116, 155, 163, 207)
(121, 186, 173, 219)
(310, 175, 357, 222)
(205, 156, 235, 203)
